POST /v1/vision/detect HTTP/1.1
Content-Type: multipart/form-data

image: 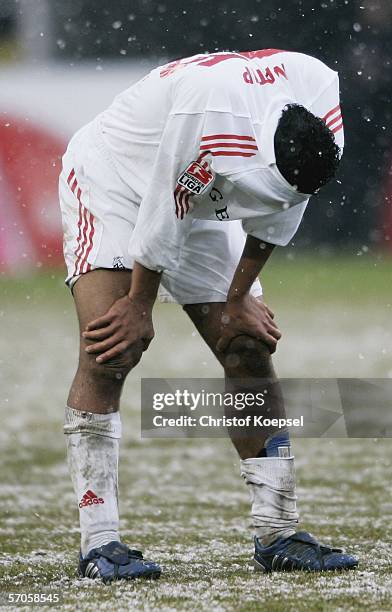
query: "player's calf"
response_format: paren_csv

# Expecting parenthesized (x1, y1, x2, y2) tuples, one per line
(225, 337, 358, 570)
(185, 303, 358, 572)
(222, 335, 299, 546)
(65, 347, 143, 557)
(223, 334, 286, 458)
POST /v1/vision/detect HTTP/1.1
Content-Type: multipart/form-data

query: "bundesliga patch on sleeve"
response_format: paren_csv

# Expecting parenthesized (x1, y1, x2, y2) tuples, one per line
(176, 161, 214, 195)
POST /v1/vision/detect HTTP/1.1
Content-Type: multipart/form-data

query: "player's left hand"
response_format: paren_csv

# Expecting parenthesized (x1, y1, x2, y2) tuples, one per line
(216, 294, 281, 354)
(82, 295, 154, 364)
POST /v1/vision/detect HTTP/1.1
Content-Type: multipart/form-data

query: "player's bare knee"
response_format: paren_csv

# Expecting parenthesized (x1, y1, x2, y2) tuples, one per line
(82, 346, 142, 384)
(224, 335, 274, 378)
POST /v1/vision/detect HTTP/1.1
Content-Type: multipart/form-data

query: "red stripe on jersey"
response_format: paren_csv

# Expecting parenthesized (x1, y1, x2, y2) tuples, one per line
(197, 49, 286, 67)
(67, 168, 75, 185)
(322, 104, 340, 123)
(174, 184, 183, 218)
(326, 113, 342, 130)
(198, 150, 210, 161)
(331, 121, 343, 134)
(240, 49, 286, 60)
(177, 189, 184, 219)
(174, 185, 180, 217)
(176, 186, 187, 220)
(74, 188, 84, 259)
(200, 142, 258, 151)
(68, 176, 96, 276)
(201, 134, 256, 142)
(183, 191, 190, 216)
(174, 151, 211, 219)
(73, 187, 84, 276)
(179, 188, 187, 220)
(80, 212, 95, 274)
(75, 206, 89, 275)
(209, 150, 256, 157)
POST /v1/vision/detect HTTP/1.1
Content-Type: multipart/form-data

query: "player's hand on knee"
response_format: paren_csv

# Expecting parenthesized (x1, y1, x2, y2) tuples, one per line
(216, 294, 281, 354)
(82, 295, 154, 364)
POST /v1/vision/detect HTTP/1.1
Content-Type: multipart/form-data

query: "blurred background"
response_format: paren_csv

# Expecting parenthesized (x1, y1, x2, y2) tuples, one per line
(0, 0, 391, 273)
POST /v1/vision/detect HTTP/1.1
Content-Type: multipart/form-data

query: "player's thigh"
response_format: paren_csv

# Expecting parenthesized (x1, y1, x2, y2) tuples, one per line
(72, 269, 136, 374)
(183, 302, 228, 368)
(72, 268, 132, 334)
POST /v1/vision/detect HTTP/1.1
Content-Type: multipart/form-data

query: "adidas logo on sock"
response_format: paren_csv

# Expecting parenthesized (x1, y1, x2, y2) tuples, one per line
(79, 489, 105, 508)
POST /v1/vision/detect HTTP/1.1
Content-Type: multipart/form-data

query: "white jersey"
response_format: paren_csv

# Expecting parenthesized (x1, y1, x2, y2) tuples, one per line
(98, 50, 344, 272)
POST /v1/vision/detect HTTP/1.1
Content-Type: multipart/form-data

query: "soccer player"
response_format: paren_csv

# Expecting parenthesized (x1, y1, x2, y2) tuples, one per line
(59, 49, 358, 581)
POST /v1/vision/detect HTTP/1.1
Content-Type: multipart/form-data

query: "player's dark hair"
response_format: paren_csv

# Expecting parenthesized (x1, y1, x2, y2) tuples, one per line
(274, 103, 341, 194)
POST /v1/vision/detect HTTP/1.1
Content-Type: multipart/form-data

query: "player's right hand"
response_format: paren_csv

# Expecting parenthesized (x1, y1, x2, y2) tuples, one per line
(82, 295, 155, 364)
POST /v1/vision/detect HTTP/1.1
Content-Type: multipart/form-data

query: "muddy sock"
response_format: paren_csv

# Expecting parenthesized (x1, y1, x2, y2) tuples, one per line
(240, 455, 299, 547)
(64, 406, 121, 556)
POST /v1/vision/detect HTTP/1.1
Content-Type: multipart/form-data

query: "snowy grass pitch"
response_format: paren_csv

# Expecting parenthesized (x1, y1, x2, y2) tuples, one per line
(0, 254, 391, 611)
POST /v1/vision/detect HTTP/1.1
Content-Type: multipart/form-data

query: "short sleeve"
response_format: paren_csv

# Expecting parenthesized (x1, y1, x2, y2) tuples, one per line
(198, 111, 262, 177)
(241, 200, 308, 246)
(196, 109, 310, 247)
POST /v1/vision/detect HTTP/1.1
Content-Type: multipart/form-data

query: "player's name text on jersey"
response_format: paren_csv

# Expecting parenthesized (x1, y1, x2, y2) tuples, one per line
(243, 63, 288, 86)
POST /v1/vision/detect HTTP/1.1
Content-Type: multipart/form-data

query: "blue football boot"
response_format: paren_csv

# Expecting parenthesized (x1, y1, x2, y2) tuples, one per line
(253, 531, 358, 572)
(78, 541, 161, 582)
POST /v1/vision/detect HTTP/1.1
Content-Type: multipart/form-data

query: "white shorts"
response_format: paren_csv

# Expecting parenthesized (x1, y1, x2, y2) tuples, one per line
(59, 121, 262, 304)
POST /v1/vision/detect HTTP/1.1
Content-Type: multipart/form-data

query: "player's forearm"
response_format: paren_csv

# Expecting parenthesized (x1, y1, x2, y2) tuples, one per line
(128, 261, 162, 308)
(227, 236, 275, 301)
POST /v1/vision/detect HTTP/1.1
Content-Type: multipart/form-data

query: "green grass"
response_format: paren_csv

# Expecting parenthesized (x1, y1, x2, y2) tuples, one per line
(0, 254, 391, 611)
(262, 251, 392, 304)
(1, 252, 391, 303)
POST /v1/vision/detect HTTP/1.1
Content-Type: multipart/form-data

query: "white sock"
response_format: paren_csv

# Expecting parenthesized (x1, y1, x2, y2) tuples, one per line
(240, 456, 299, 547)
(64, 406, 122, 557)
